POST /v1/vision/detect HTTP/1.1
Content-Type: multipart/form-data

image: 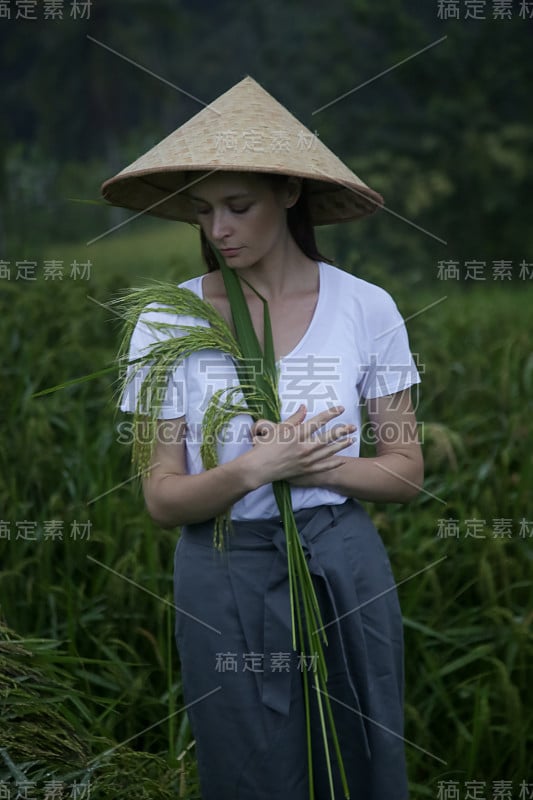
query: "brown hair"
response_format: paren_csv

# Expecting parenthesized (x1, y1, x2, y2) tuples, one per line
(196, 174, 332, 272)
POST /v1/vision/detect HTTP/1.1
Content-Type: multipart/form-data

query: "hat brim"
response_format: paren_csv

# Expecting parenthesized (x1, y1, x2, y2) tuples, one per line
(101, 166, 384, 226)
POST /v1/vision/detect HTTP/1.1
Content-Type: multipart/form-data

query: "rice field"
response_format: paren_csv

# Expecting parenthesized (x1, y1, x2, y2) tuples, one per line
(1, 220, 531, 797)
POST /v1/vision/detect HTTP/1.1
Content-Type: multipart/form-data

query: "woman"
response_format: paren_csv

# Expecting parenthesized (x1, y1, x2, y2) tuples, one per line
(103, 77, 423, 799)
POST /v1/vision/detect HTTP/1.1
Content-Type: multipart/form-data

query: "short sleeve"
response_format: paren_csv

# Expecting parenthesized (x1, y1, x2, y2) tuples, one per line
(119, 304, 188, 419)
(358, 288, 421, 400)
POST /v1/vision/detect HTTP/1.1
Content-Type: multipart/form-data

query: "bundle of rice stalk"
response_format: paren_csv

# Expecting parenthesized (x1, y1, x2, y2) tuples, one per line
(112, 247, 350, 799)
(0, 622, 191, 797)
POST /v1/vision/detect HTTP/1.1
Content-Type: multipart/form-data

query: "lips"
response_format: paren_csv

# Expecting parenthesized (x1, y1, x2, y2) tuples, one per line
(220, 247, 242, 256)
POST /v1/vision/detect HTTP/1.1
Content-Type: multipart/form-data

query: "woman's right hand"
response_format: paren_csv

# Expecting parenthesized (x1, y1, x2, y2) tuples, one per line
(246, 405, 356, 486)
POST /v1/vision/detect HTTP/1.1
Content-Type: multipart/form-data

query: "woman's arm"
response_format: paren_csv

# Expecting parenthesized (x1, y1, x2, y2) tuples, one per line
(141, 407, 355, 528)
(141, 418, 260, 528)
(288, 388, 424, 503)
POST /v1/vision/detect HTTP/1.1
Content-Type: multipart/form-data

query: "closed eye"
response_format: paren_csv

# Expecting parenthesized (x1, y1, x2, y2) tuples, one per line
(193, 203, 252, 216)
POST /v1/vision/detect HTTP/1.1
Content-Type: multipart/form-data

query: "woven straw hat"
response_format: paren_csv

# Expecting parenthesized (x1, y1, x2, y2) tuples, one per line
(100, 76, 383, 226)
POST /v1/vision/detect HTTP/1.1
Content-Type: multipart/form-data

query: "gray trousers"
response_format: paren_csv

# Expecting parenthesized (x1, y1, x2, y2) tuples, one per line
(174, 498, 409, 799)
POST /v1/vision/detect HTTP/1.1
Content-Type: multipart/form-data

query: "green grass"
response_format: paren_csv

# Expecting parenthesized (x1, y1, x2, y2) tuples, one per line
(1, 221, 532, 796)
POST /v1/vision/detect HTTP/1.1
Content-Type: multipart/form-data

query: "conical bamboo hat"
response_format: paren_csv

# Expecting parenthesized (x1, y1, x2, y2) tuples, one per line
(100, 76, 383, 225)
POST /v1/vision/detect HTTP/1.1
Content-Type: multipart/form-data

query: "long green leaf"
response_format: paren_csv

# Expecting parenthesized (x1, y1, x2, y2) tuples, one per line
(212, 246, 350, 799)
(32, 365, 117, 397)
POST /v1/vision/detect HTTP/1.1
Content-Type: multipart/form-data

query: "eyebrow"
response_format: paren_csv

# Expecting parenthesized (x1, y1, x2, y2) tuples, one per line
(186, 192, 252, 203)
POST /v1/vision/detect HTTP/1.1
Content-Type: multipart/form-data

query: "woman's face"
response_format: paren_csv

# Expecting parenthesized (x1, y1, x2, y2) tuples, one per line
(185, 172, 299, 270)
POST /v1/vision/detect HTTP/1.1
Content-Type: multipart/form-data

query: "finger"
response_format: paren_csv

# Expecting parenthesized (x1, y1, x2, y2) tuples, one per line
(251, 418, 276, 437)
(307, 422, 356, 446)
(252, 405, 307, 437)
(304, 405, 346, 437)
(308, 435, 355, 458)
(329, 435, 355, 451)
(285, 404, 307, 424)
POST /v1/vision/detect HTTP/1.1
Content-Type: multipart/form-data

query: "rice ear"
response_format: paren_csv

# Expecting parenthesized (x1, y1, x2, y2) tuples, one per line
(114, 284, 248, 479)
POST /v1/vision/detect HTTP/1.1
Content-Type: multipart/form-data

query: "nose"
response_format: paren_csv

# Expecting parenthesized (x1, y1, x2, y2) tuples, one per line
(210, 207, 233, 242)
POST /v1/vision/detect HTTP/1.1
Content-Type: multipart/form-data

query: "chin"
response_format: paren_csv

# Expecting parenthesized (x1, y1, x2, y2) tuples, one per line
(230, 256, 256, 269)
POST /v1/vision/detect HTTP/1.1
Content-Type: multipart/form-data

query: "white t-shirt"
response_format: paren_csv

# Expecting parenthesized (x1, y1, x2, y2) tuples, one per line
(119, 261, 421, 520)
